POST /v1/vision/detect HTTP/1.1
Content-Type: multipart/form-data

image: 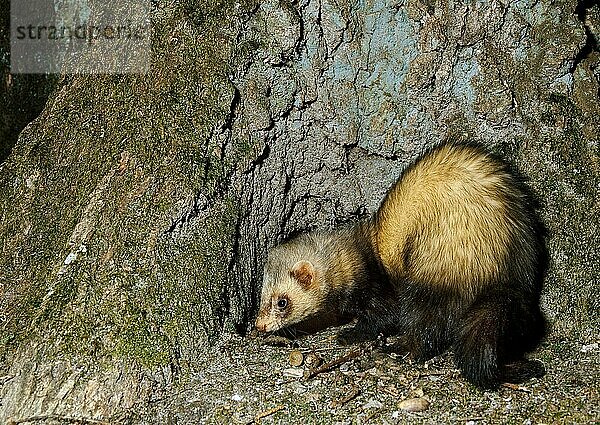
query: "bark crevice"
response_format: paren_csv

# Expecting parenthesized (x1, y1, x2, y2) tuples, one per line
(571, 0, 600, 73)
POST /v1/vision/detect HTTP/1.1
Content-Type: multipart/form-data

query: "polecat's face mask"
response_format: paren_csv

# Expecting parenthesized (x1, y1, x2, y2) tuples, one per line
(255, 259, 320, 332)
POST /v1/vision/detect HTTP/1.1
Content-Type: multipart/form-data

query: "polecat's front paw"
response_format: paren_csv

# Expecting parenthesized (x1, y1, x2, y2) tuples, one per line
(379, 334, 413, 355)
(337, 325, 378, 345)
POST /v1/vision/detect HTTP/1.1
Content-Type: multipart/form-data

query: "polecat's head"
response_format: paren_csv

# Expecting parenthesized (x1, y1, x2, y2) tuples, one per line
(255, 254, 324, 333)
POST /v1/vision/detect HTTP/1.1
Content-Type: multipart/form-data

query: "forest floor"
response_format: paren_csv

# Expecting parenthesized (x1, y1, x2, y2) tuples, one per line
(127, 323, 599, 424)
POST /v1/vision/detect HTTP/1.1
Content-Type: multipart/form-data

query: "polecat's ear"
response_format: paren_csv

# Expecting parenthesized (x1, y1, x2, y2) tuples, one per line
(291, 260, 315, 289)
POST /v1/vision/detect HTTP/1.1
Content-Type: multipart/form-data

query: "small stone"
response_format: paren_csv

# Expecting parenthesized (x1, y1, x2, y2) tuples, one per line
(580, 343, 598, 353)
(398, 397, 430, 412)
(289, 349, 304, 367)
(282, 368, 304, 378)
(305, 352, 323, 369)
(410, 388, 424, 398)
(363, 399, 383, 409)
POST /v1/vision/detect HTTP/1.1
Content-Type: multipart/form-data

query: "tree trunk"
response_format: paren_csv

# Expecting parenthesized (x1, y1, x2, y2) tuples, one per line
(1, 0, 598, 421)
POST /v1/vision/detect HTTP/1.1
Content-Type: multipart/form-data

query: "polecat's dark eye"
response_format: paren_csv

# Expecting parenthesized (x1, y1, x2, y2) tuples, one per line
(277, 298, 288, 309)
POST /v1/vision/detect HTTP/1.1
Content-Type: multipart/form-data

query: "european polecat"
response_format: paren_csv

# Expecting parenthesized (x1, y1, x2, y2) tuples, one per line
(255, 142, 547, 388)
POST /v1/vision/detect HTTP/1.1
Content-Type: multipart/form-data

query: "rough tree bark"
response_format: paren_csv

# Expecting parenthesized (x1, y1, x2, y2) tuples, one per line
(0, 0, 598, 422)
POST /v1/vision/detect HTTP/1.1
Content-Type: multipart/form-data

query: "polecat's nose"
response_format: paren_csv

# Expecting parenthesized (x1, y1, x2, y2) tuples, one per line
(255, 318, 267, 332)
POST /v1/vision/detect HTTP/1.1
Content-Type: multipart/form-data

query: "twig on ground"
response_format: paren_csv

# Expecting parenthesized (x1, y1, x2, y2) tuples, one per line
(251, 405, 285, 424)
(306, 349, 362, 379)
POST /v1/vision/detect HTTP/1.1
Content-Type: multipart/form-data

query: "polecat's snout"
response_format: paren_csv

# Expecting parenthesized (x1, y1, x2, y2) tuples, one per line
(255, 316, 267, 333)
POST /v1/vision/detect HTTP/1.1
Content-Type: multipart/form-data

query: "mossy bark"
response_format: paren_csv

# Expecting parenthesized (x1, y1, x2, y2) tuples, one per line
(0, 0, 598, 421)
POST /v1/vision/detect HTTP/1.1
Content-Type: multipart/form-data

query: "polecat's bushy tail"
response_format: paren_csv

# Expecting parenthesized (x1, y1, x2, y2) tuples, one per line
(453, 290, 546, 388)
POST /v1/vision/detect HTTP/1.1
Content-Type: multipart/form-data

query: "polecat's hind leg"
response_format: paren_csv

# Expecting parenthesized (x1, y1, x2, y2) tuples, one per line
(453, 298, 503, 388)
(453, 291, 546, 388)
(501, 359, 546, 383)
